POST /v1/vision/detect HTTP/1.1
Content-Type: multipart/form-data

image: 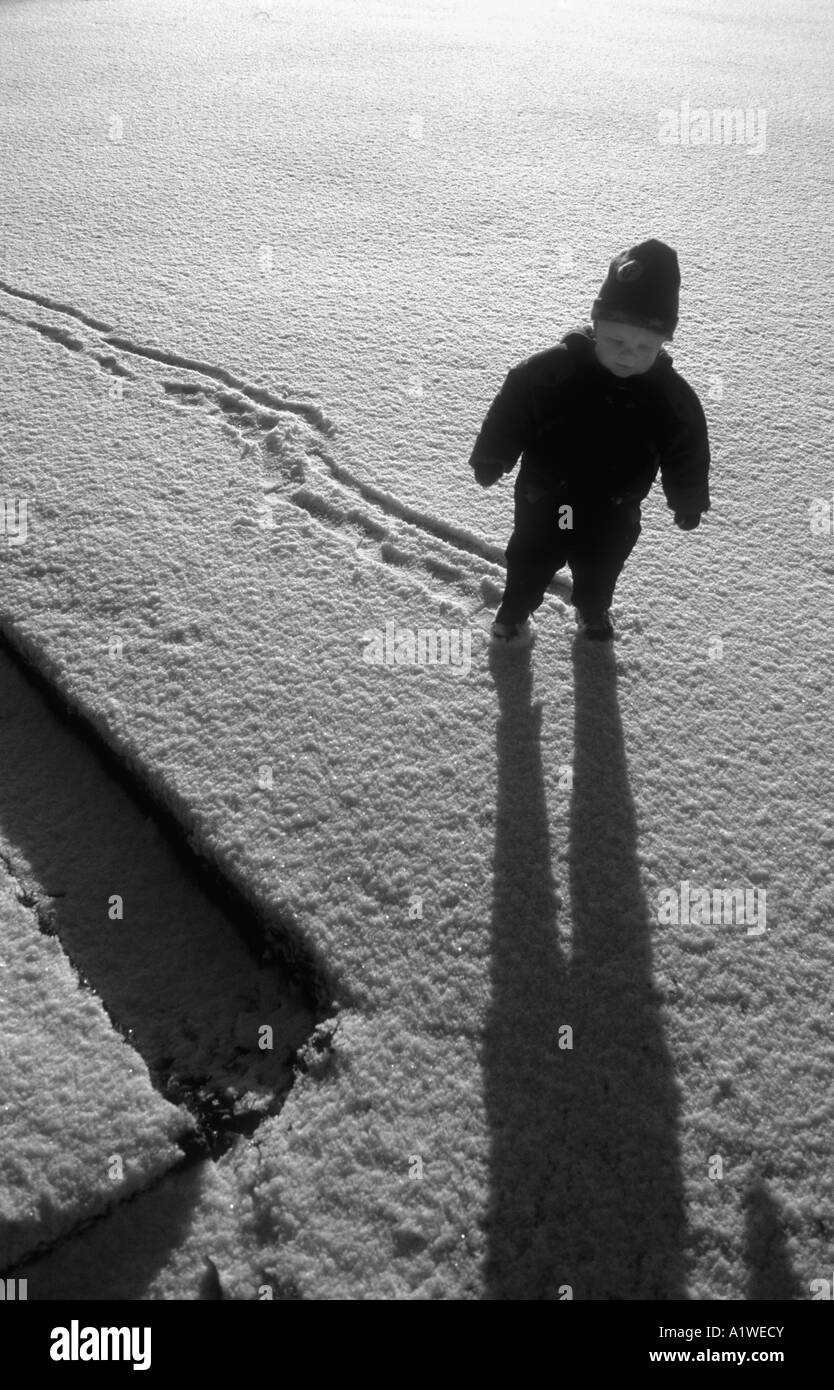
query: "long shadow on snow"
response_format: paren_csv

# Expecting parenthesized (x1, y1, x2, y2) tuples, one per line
(483, 637, 685, 1299)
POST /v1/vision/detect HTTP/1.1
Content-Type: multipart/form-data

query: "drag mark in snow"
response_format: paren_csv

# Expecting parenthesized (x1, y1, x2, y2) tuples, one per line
(20, 318, 136, 380)
(0, 280, 555, 614)
(0, 278, 114, 332)
(93, 353, 134, 380)
(104, 333, 336, 437)
(24, 319, 85, 352)
(287, 485, 389, 544)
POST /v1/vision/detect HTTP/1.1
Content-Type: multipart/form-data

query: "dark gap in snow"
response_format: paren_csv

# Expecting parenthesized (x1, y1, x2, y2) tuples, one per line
(0, 630, 337, 1190)
(0, 626, 335, 1012)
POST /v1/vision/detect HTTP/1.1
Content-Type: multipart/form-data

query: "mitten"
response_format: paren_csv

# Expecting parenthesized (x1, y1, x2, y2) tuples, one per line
(473, 459, 504, 488)
(674, 512, 701, 531)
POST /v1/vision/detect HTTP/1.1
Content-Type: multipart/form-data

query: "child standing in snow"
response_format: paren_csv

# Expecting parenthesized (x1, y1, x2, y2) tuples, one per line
(469, 238, 710, 641)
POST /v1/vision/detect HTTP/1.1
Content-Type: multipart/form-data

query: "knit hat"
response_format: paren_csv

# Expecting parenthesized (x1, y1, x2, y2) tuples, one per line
(591, 238, 680, 339)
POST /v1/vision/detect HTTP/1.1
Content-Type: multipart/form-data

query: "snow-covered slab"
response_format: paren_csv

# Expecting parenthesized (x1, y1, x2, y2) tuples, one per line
(0, 858, 192, 1271)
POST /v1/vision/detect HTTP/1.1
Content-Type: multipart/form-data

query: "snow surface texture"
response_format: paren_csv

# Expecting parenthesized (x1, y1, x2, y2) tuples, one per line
(1, 0, 833, 1298)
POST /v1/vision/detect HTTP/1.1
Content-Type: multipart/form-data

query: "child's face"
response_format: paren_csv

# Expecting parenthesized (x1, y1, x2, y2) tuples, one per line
(593, 319, 665, 378)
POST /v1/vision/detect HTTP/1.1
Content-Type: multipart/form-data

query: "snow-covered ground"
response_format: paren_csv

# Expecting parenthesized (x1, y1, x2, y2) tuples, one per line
(1, 0, 832, 1299)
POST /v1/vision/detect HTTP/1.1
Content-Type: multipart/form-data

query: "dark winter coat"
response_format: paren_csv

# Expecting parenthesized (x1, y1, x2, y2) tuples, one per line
(468, 326, 711, 515)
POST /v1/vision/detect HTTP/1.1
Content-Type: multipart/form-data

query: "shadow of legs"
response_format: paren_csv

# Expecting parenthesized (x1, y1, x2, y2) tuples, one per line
(744, 1178, 802, 1300)
(482, 638, 685, 1299)
(566, 636, 685, 1297)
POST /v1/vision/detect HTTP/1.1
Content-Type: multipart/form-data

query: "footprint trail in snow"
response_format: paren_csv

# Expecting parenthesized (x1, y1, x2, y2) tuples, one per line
(0, 280, 572, 624)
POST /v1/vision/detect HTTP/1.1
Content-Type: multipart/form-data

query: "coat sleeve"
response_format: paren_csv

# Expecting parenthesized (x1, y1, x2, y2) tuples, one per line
(658, 380, 711, 514)
(467, 362, 536, 478)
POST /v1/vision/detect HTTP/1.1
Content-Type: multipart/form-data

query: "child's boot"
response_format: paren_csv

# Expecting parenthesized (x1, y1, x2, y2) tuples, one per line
(490, 617, 535, 647)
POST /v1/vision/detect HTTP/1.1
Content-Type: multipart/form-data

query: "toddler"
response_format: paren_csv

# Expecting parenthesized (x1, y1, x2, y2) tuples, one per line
(469, 238, 711, 641)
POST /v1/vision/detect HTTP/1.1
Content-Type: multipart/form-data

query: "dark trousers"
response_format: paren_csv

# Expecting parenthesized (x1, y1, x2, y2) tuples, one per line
(496, 481, 641, 625)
